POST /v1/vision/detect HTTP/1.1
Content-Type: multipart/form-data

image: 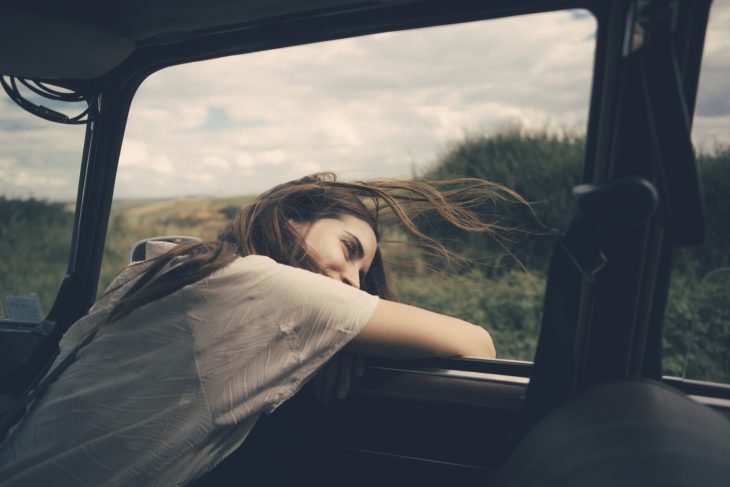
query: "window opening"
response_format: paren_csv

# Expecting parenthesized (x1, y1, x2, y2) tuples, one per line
(0, 81, 86, 323)
(663, 0, 730, 384)
(103, 10, 597, 363)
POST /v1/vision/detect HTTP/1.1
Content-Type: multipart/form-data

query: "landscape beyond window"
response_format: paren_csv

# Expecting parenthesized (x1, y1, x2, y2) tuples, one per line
(103, 10, 599, 363)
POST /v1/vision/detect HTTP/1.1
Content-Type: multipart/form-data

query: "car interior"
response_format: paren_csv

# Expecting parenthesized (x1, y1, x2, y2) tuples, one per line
(1, 0, 728, 485)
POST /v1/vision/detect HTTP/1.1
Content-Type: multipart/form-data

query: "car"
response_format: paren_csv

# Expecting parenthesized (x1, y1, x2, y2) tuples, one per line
(1, 0, 728, 485)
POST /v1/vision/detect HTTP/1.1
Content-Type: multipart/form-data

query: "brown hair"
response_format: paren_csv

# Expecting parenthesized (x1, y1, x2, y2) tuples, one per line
(106, 172, 526, 324)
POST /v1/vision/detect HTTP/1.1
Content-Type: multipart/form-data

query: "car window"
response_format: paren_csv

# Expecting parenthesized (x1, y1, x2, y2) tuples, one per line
(0, 88, 86, 323)
(663, 0, 730, 384)
(101, 9, 597, 362)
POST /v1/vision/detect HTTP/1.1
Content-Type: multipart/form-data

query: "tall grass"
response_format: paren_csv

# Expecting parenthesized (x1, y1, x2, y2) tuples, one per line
(0, 197, 74, 315)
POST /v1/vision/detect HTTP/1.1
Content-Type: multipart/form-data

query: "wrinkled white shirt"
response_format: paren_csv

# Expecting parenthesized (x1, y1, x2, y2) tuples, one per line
(0, 245, 378, 486)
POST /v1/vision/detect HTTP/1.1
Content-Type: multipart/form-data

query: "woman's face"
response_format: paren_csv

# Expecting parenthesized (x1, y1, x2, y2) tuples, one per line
(291, 214, 377, 289)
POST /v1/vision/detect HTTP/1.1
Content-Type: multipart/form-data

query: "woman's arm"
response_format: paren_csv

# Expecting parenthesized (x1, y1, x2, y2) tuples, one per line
(346, 299, 496, 359)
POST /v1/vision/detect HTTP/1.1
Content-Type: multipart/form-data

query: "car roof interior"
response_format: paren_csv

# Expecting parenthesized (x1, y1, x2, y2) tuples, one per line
(0, 0, 580, 81)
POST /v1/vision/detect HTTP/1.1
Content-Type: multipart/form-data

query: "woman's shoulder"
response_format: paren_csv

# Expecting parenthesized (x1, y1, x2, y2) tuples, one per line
(221, 254, 279, 274)
(213, 254, 308, 287)
(195, 253, 279, 286)
(207, 254, 374, 304)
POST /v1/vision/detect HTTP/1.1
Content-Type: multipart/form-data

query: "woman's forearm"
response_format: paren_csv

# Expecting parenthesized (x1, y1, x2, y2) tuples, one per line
(347, 299, 496, 360)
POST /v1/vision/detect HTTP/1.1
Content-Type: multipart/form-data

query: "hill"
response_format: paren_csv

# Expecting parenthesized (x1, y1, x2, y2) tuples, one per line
(99, 195, 254, 292)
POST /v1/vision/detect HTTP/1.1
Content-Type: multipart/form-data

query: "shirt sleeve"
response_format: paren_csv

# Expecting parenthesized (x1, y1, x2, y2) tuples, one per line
(183, 255, 379, 424)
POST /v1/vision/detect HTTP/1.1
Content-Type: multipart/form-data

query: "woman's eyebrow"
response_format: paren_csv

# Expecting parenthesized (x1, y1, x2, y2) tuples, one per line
(344, 231, 365, 260)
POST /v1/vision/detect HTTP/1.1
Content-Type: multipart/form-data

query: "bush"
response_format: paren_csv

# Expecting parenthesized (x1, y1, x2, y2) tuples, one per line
(0, 197, 74, 314)
(413, 130, 729, 381)
(391, 270, 545, 361)
(663, 269, 730, 382)
(423, 128, 584, 272)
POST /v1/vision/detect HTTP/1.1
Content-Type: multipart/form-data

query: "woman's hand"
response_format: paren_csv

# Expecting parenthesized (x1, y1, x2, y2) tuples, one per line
(314, 352, 367, 406)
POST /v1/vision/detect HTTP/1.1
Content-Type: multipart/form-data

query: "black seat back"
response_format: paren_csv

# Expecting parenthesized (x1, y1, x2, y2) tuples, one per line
(494, 379, 730, 487)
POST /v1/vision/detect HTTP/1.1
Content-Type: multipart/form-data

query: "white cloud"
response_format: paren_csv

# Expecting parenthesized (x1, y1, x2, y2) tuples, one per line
(183, 172, 215, 183)
(15, 169, 68, 188)
(0, 156, 15, 171)
(234, 151, 255, 168)
(0, 104, 85, 199)
(150, 156, 174, 175)
(119, 139, 174, 174)
(203, 155, 231, 169)
(103, 9, 601, 198)
(258, 149, 286, 166)
(693, 115, 730, 152)
(118, 139, 149, 167)
(291, 161, 323, 176)
(704, 3, 730, 55)
(692, 0, 730, 125)
(4, 5, 726, 201)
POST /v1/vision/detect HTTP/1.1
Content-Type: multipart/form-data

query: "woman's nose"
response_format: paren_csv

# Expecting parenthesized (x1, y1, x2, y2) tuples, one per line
(341, 266, 360, 289)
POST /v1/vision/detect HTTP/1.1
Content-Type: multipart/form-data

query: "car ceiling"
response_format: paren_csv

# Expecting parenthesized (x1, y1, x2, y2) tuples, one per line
(0, 0, 584, 82)
(0, 0, 413, 80)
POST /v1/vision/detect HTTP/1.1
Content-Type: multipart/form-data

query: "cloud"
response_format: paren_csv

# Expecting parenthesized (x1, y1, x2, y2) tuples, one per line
(692, 0, 730, 148)
(203, 155, 231, 169)
(0, 156, 15, 168)
(693, 3, 730, 118)
(15, 169, 67, 187)
(119, 139, 174, 174)
(2, 5, 727, 201)
(0, 156, 16, 181)
(0, 101, 85, 199)
(110, 9, 601, 198)
(183, 172, 215, 183)
(693, 115, 730, 153)
(118, 139, 149, 167)
(201, 106, 266, 131)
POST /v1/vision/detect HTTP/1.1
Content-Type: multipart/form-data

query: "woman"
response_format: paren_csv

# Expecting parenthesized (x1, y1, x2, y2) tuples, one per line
(0, 173, 520, 486)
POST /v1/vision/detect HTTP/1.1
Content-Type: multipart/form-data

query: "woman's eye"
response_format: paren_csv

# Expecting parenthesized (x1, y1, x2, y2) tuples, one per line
(342, 239, 355, 257)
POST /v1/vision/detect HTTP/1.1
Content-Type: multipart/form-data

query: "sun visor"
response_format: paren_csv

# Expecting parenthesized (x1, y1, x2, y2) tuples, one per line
(0, 7, 134, 80)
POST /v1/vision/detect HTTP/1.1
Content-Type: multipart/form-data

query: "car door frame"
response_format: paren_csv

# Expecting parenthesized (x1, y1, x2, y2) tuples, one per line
(12, 0, 728, 483)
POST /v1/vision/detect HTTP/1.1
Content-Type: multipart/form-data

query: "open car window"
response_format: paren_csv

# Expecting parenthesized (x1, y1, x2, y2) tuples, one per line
(664, 0, 730, 384)
(0, 91, 86, 323)
(102, 9, 597, 363)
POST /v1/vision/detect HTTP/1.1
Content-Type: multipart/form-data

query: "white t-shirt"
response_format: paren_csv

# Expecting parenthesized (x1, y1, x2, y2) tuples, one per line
(0, 246, 379, 486)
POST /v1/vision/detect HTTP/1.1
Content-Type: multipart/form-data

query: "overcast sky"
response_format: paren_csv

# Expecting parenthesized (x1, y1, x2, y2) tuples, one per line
(1, 4, 728, 201)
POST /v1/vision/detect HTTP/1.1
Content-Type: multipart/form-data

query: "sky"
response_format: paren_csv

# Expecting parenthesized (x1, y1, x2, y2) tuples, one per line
(1, 4, 728, 201)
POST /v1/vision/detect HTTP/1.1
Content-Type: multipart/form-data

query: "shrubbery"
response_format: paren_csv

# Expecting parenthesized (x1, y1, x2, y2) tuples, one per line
(387, 128, 729, 382)
(0, 197, 74, 314)
(663, 269, 730, 382)
(424, 128, 584, 271)
(392, 269, 544, 361)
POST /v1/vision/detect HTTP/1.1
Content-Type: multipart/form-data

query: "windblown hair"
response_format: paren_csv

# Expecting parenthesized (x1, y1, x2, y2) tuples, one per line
(106, 172, 526, 324)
